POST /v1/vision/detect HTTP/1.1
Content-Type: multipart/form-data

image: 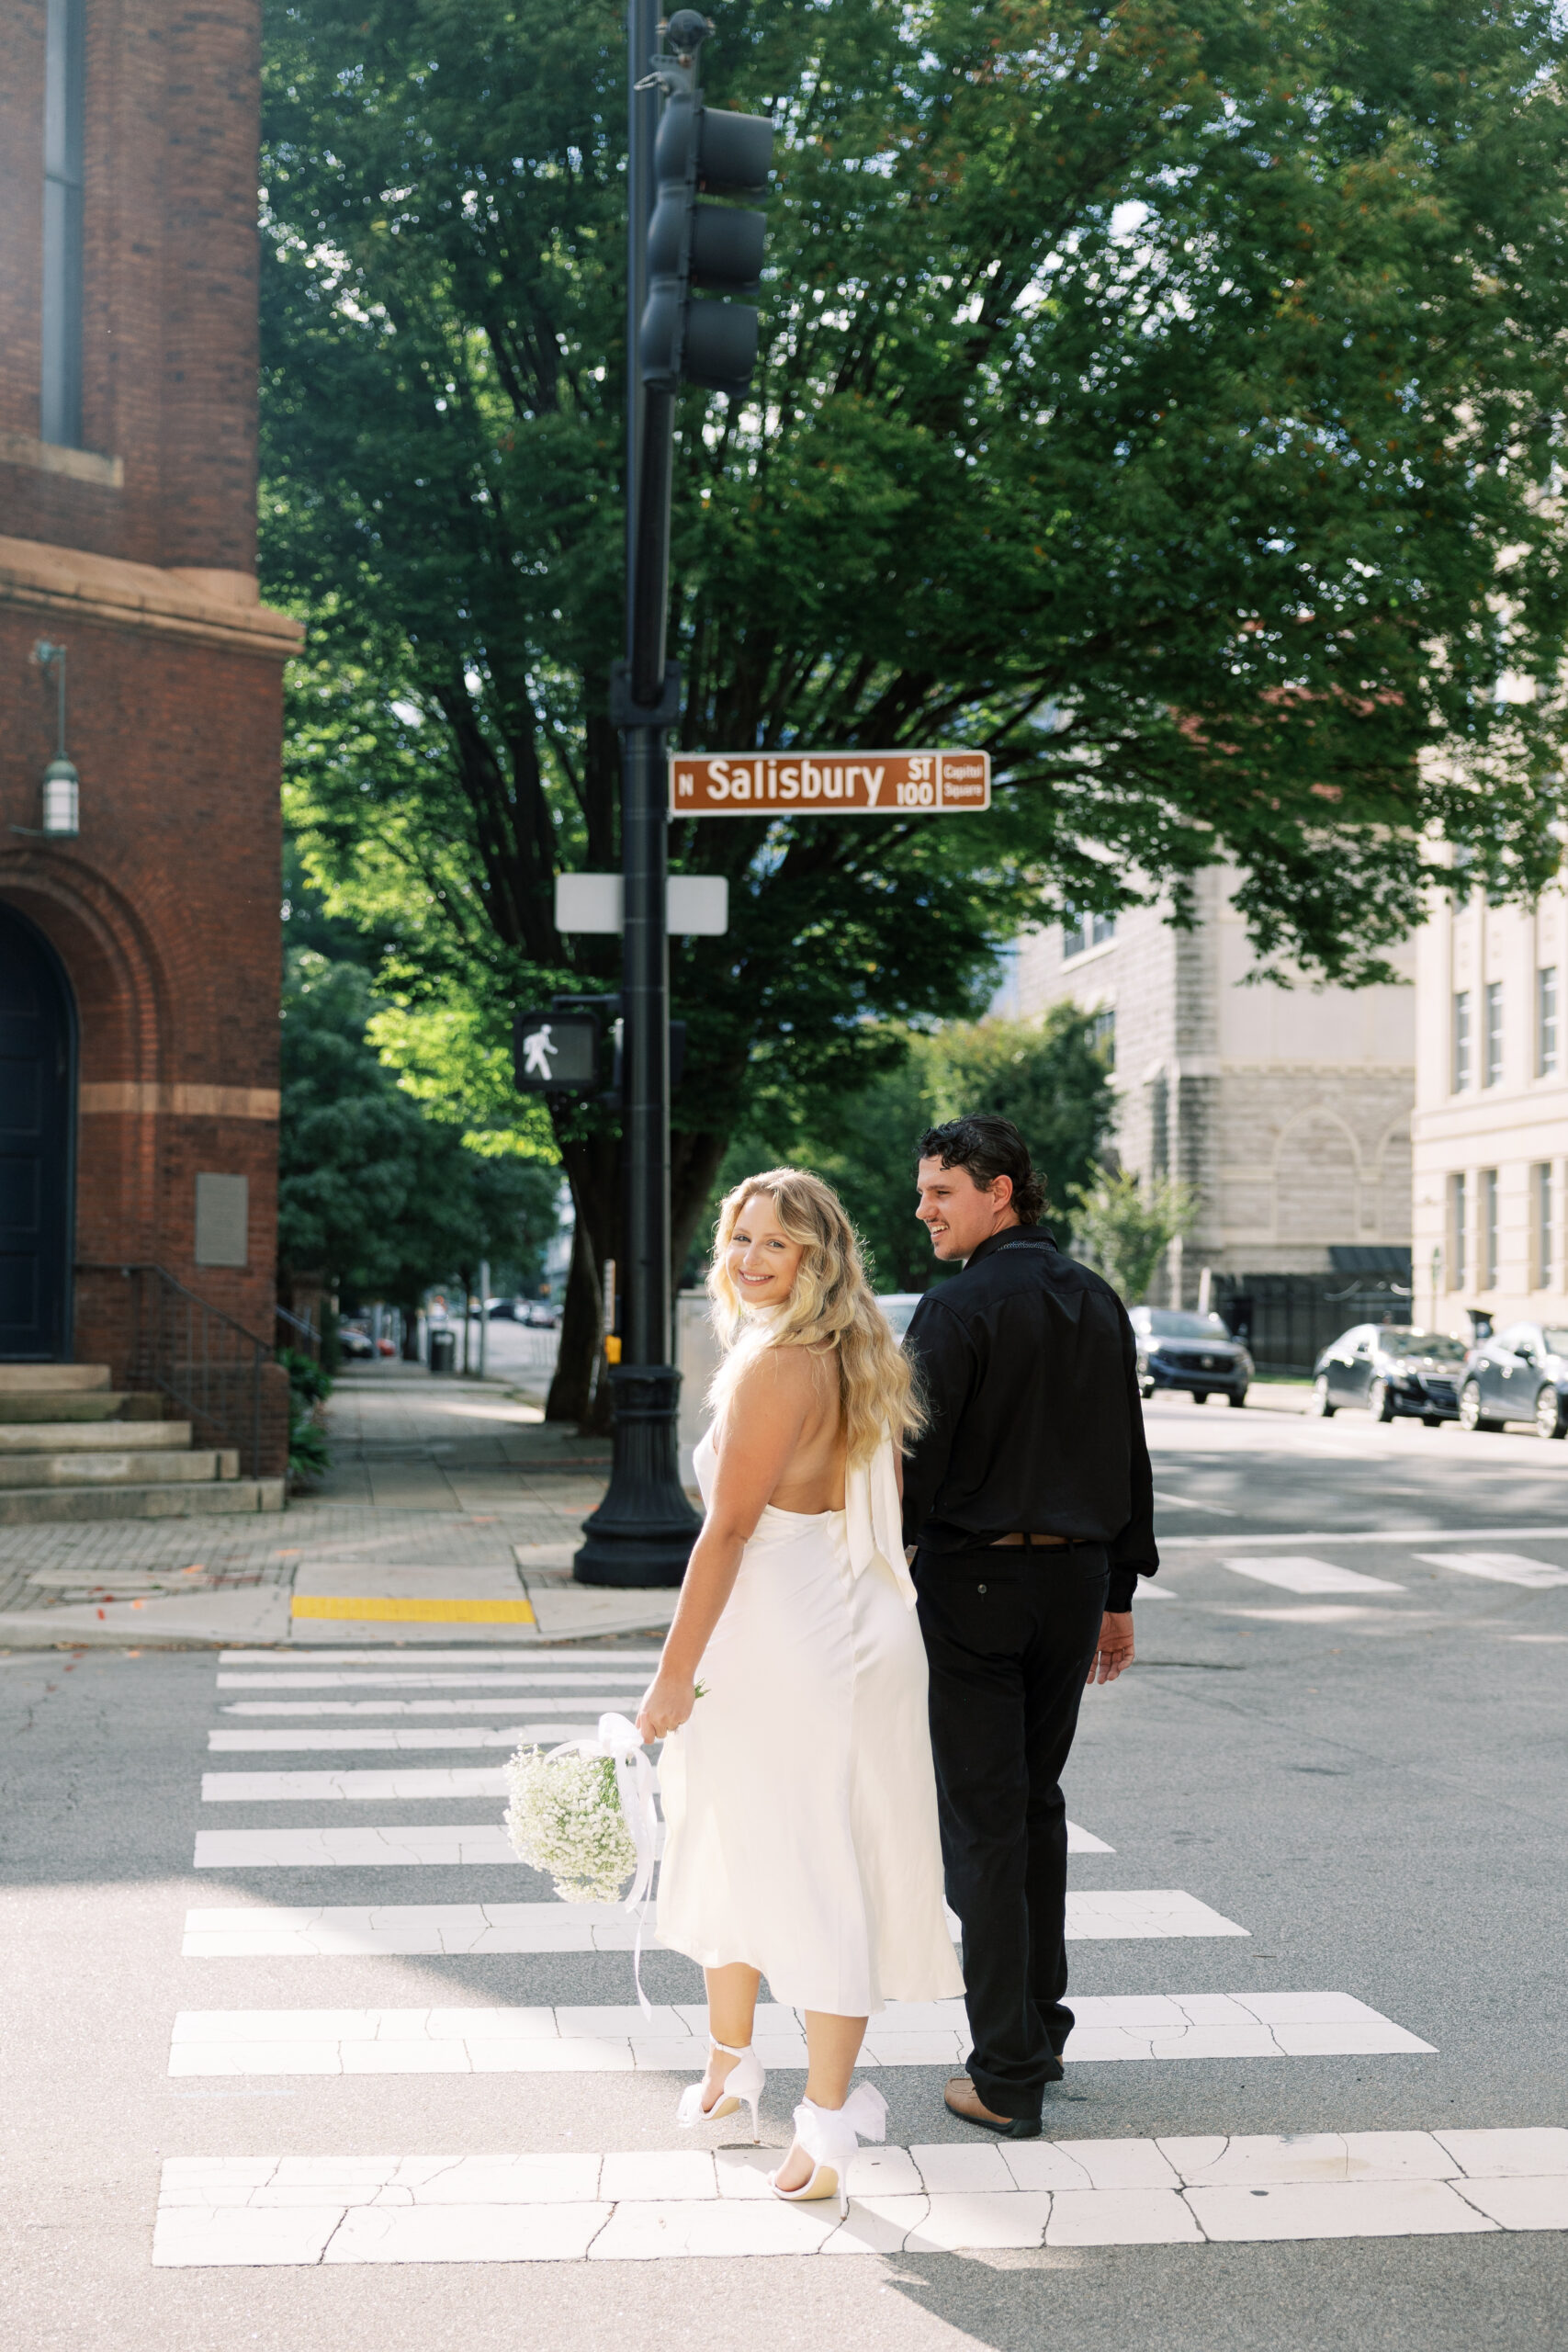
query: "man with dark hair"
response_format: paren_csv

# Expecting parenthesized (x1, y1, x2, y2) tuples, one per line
(902, 1113, 1156, 2139)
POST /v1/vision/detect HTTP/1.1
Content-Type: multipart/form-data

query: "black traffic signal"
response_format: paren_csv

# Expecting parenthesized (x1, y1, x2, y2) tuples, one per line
(640, 32, 774, 397)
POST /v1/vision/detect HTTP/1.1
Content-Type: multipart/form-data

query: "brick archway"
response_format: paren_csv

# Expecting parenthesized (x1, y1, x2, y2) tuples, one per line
(0, 848, 171, 1272)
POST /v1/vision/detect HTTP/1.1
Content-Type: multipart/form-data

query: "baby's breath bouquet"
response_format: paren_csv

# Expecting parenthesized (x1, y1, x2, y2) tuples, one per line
(503, 1744, 637, 1904)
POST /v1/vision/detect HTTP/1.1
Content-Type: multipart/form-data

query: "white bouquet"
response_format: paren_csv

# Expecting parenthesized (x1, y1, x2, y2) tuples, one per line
(504, 1744, 637, 1903)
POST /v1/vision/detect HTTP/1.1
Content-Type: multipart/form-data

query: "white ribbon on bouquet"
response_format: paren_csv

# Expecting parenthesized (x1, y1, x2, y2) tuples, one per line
(544, 1711, 660, 2015)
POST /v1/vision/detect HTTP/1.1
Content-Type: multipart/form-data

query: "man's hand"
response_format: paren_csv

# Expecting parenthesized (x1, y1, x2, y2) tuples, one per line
(636, 1671, 696, 1743)
(1086, 1610, 1134, 1686)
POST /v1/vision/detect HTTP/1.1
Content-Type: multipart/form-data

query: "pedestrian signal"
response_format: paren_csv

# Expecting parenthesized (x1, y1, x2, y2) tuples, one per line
(513, 1011, 601, 1093)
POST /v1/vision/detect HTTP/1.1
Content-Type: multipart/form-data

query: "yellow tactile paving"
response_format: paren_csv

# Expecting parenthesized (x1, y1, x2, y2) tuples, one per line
(291, 1597, 536, 1624)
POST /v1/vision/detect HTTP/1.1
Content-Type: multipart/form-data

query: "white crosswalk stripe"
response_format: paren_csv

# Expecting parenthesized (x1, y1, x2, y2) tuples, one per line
(1413, 1552, 1568, 1589)
(203, 1767, 516, 1801)
(151, 2130, 1568, 2265)
(180, 1888, 1247, 1956)
(160, 1637, 1564, 2267)
(167, 1991, 1433, 2075)
(220, 1700, 629, 1715)
(1222, 1557, 1404, 1595)
(209, 1727, 588, 1750)
(218, 1650, 666, 1667)
(192, 1818, 1113, 1865)
(218, 1671, 655, 1690)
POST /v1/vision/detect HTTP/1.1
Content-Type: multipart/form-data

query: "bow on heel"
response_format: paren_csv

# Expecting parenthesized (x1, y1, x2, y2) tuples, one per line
(769, 2082, 887, 2219)
(676, 2039, 765, 2144)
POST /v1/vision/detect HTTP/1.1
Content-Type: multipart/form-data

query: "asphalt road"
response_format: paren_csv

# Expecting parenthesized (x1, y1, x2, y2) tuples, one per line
(3, 1395, 1565, 2351)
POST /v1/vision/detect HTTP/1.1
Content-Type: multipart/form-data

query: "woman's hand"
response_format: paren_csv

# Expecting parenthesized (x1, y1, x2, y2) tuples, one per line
(636, 1670, 696, 1743)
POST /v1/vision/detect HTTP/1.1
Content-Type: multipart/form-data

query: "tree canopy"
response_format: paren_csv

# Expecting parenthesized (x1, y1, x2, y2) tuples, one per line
(716, 1008, 1119, 1292)
(278, 945, 560, 1313)
(261, 0, 1568, 1408)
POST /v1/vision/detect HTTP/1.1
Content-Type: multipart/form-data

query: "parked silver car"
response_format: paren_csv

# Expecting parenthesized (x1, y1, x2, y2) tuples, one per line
(1130, 1307, 1252, 1406)
(1457, 1321, 1568, 1438)
(1309, 1326, 1466, 1424)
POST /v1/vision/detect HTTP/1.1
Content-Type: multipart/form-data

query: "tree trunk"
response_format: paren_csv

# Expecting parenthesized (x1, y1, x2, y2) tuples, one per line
(399, 1296, 423, 1362)
(546, 1212, 604, 1423)
(671, 1126, 732, 1295)
(547, 1102, 733, 1428)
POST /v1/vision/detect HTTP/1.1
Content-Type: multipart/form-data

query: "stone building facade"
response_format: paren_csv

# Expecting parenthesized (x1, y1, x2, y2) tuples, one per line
(1410, 877, 1568, 1334)
(0, 0, 297, 1433)
(1010, 869, 1416, 1304)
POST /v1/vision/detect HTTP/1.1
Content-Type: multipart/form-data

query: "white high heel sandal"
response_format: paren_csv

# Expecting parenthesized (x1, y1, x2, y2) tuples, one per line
(769, 2082, 887, 2219)
(676, 2038, 765, 2144)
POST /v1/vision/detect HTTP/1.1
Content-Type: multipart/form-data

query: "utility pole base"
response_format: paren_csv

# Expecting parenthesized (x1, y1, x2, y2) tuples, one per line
(573, 1363, 700, 1587)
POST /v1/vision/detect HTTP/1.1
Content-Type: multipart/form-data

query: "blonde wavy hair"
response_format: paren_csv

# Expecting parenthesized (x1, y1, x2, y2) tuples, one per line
(706, 1167, 923, 1464)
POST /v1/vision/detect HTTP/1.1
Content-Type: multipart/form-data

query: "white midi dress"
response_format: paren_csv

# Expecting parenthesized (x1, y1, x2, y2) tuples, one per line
(656, 1425, 963, 2017)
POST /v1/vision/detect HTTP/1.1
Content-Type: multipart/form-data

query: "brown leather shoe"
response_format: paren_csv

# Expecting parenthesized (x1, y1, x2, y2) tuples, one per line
(944, 2075, 1042, 2139)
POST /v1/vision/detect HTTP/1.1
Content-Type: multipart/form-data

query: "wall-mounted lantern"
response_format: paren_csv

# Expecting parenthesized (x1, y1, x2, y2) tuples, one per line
(32, 641, 80, 837)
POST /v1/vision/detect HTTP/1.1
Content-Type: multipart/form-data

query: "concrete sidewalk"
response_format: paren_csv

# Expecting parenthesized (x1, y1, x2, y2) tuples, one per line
(0, 1370, 680, 1649)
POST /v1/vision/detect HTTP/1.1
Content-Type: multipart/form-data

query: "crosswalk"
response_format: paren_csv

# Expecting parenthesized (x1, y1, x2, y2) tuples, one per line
(158, 1641, 1565, 2266)
(153, 2129, 1568, 2265)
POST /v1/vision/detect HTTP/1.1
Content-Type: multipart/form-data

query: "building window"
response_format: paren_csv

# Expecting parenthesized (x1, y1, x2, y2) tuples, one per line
(1483, 981, 1504, 1088)
(1539, 967, 1558, 1078)
(1062, 911, 1115, 960)
(40, 0, 85, 448)
(1480, 1168, 1498, 1289)
(1088, 1008, 1115, 1067)
(1534, 1163, 1553, 1290)
(1452, 991, 1471, 1091)
(1450, 1172, 1467, 1289)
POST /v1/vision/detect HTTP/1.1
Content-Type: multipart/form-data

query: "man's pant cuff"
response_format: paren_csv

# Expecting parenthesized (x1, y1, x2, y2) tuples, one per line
(967, 2070, 1043, 2125)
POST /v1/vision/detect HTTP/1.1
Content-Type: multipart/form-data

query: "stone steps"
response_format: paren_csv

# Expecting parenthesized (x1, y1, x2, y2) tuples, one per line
(0, 1392, 135, 1422)
(0, 1446, 239, 1489)
(0, 1365, 280, 1522)
(0, 1420, 194, 1453)
(0, 1364, 112, 1393)
(0, 1477, 285, 1525)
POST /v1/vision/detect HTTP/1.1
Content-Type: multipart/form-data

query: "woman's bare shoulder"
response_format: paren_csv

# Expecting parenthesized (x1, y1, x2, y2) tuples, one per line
(730, 1340, 819, 1404)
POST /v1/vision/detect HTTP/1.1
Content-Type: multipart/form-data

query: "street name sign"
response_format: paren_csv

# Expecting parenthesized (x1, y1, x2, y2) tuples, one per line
(669, 748, 990, 817)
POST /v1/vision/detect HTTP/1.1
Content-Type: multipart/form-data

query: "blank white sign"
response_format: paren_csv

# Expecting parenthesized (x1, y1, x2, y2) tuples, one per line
(194, 1172, 248, 1268)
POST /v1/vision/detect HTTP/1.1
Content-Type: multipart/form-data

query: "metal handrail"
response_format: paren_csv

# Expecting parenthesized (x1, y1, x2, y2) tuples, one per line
(276, 1303, 321, 1353)
(75, 1261, 269, 1475)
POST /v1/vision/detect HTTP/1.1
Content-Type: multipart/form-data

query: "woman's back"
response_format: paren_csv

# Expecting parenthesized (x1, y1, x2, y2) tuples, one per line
(763, 1345, 847, 1514)
(713, 1341, 847, 1518)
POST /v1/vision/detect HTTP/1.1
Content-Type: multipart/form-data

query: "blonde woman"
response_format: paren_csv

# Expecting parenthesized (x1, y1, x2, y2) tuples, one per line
(637, 1169, 962, 2215)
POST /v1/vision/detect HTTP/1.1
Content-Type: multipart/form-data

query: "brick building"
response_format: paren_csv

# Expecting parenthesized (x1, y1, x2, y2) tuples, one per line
(0, 0, 296, 1468)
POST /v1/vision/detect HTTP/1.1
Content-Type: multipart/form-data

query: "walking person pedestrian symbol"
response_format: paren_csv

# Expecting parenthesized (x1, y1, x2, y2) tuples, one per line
(512, 1009, 601, 1093)
(521, 1023, 556, 1080)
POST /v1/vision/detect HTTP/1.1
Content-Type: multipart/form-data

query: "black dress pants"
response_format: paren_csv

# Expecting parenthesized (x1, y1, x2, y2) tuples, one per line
(916, 1542, 1110, 2121)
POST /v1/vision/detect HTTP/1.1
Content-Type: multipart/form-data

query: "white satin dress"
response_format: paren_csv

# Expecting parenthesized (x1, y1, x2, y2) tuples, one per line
(656, 1425, 963, 2017)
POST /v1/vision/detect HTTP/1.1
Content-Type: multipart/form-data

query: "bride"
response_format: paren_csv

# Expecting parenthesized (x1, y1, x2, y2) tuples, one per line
(637, 1168, 962, 2213)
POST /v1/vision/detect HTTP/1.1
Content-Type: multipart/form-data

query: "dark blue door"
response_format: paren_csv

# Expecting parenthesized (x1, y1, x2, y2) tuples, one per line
(0, 906, 74, 1360)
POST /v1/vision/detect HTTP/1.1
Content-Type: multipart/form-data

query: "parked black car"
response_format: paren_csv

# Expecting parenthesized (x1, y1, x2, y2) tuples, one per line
(1309, 1326, 1466, 1423)
(1457, 1321, 1568, 1438)
(1130, 1307, 1253, 1406)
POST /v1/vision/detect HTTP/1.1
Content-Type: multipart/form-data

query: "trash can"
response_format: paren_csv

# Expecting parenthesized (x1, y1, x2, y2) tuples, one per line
(429, 1328, 457, 1374)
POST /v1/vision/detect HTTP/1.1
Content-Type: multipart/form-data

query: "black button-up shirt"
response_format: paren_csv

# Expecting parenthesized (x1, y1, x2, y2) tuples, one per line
(900, 1226, 1157, 1611)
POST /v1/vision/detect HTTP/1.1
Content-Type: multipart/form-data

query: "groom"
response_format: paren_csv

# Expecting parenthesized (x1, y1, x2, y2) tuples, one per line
(901, 1114, 1156, 2138)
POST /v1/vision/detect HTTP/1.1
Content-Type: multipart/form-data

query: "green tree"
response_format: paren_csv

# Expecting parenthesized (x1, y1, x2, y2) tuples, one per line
(261, 0, 1568, 1412)
(709, 1008, 1117, 1290)
(1067, 1170, 1198, 1306)
(278, 949, 559, 1331)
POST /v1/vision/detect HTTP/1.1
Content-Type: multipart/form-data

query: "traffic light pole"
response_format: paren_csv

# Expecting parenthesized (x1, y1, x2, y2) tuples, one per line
(573, 0, 701, 1587)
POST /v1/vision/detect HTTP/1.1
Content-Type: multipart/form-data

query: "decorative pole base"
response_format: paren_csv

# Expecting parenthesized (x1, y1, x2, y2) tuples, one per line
(574, 1363, 700, 1588)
